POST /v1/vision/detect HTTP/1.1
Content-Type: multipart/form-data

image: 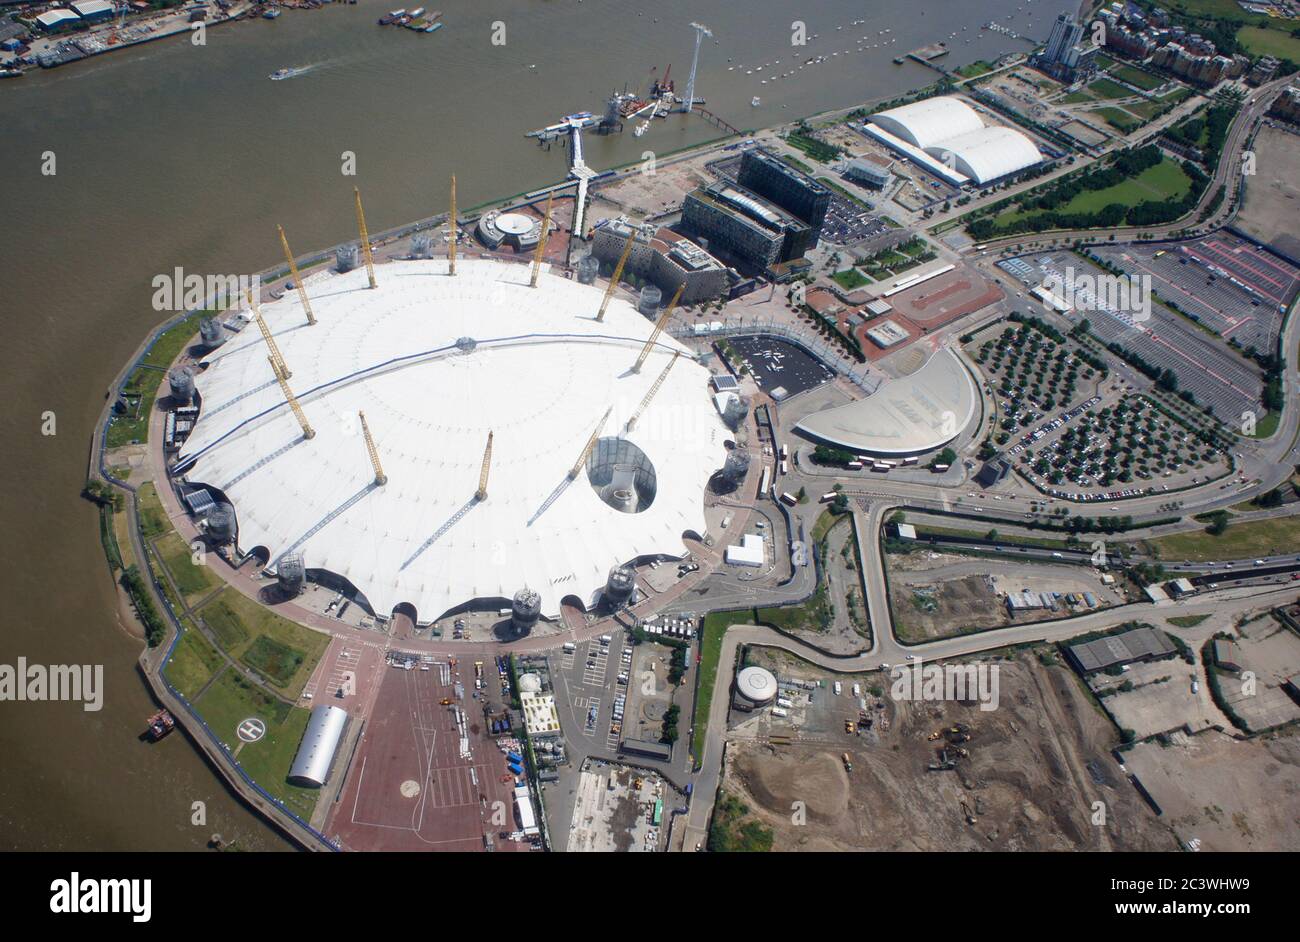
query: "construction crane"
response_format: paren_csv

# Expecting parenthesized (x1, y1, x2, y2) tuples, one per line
(269, 357, 314, 440)
(596, 230, 635, 322)
(631, 283, 683, 373)
(248, 288, 290, 380)
(448, 174, 458, 277)
(476, 431, 494, 500)
(529, 191, 554, 288)
(277, 225, 317, 326)
(358, 410, 386, 486)
(569, 407, 612, 480)
(683, 22, 712, 113)
(625, 352, 679, 432)
(353, 187, 378, 289)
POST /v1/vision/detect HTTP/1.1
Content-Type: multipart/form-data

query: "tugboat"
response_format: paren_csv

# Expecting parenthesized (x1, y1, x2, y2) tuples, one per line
(144, 709, 175, 742)
(262, 7, 281, 19)
(270, 66, 309, 80)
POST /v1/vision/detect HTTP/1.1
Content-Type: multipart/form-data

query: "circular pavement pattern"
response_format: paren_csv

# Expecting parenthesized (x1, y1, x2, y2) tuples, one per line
(400, 780, 421, 798)
(237, 718, 266, 743)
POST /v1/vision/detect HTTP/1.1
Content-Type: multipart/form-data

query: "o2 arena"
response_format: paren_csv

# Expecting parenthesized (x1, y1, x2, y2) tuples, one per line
(174, 257, 731, 624)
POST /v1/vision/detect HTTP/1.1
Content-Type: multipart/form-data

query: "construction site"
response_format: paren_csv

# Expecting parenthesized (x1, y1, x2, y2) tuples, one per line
(717, 650, 1176, 852)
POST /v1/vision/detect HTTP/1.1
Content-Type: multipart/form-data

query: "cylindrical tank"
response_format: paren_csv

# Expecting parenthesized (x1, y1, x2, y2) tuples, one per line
(604, 565, 636, 609)
(736, 666, 777, 708)
(410, 231, 433, 259)
(169, 367, 196, 404)
(576, 255, 600, 285)
(637, 285, 663, 318)
(277, 552, 306, 596)
(336, 243, 360, 274)
(199, 316, 226, 348)
(511, 588, 542, 633)
(206, 503, 236, 544)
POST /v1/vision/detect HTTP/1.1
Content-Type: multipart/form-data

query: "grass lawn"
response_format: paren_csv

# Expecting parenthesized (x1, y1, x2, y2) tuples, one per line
(1087, 77, 1137, 100)
(999, 158, 1191, 230)
(1110, 64, 1165, 91)
(154, 532, 221, 603)
(137, 482, 168, 538)
(1167, 614, 1212, 628)
(693, 610, 756, 755)
(165, 625, 226, 701)
(1063, 88, 1099, 104)
(106, 367, 162, 447)
(1089, 106, 1142, 133)
(955, 60, 993, 79)
(196, 589, 328, 696)
(1249, 410, 1281, 439)
(140, 311, 206, 370)
(1143, 517, 1300, 562)
(831, 268, 871, 291)
(1237, 25, 1300, 61)
(192, 668, 318, 817)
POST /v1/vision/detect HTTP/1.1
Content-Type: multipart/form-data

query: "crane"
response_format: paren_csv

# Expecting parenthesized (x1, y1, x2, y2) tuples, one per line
(353, 187, 378, 289)
(569, 407, 613, 480)
(269, 357, 314, 440)
(596, 229, 635, 322)
(631, 283, 683, 373)
(358, 410, 386, 486)
(529, 191, 555, 287)
(625, 351, 679, 432)
(448, 174, 458, 277)
(683, 22, 712, 113)
(247, 288, 290, 380)
(277, 225, 317, 326)
(476, 431, 494, 500)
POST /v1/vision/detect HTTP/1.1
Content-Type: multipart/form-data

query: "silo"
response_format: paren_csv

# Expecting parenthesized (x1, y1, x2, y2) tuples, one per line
(169, 367, 196, 404)
(637, 284, 662, 318)
(199, 316, 226, 349)
(722, 394, 750, 431)
(336, 243, 360, 274)
(576, 254, 600, 285)
(604, 565, 636, 609)
(511, 588, 542, 634)
(277, 552, 306, 596)
(205, 503, 236, 545)
(410, 231, 433, 259)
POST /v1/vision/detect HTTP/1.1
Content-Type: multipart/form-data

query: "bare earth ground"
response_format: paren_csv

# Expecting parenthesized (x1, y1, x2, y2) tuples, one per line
(1123, 729, 1300, 851)
(1235, 125, 1300, 260)
(720, 655, 1177, 851)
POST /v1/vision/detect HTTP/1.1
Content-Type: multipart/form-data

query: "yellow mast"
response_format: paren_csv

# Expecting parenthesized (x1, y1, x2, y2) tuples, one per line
(358, 410, 386, 486)
(569, 407, 613, 480)
(596, 230, 635, 323)
(448, 174, 458, 277)
(529, 191, 554, 287)
(248, 288, 290, 380)
(353, 186, 378, 289)
(277, 225, 316, 326)
(476, 431, 494, 500)
(631, 283, 683, 374)
(625, 352, 679, 433)
(269, 358, 314, 439)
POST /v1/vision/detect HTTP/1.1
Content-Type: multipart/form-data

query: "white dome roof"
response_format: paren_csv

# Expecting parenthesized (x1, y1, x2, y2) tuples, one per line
(518, 672, 543, 693)
(870, 97, 985, 150)
(736, 666, 777, 703)
(927, 126, 1043, 186)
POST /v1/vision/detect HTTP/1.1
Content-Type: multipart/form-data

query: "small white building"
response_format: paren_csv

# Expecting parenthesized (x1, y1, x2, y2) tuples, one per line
(725, 533, 765, 567)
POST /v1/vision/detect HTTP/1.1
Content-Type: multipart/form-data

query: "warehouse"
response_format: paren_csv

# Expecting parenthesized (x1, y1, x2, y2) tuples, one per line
(287, 705, 349, 788)
(1066, 627, 1178, 674)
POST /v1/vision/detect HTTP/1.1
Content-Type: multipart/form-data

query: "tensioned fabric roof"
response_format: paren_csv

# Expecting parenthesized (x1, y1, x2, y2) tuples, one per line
(869, 96, 1042, 185)
(794, 347, 978, 456)
(869, 97, 986, 150)
(179, 258, 730, 621)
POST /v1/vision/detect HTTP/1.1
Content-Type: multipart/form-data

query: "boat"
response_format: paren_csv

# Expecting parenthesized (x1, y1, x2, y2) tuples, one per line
(262, 7, 281, 18)
(424, 21, 442, 32)
(408, 6, 424, 16)
(270, 66, 310, 80)
(751, 96, 761, 106)
(144, 709, 175, 742)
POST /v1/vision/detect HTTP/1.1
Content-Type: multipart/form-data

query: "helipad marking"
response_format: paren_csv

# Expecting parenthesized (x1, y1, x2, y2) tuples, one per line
(237, 717, 267, 743)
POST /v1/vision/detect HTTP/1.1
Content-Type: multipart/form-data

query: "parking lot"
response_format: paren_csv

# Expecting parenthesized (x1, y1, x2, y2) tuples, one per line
(725, 335, 836, 399)
(1091, 237, 1297, 354)
(1000, 253, 1263, 422)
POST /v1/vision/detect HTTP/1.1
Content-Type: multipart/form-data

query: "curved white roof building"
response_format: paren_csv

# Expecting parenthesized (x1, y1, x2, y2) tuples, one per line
(736, 666, 777, 706)
(867, 96, 1042, 185)
(870, 97, 987, 150)
(178, 258, 730, 622)
(794, 348, 978, 457)
(288, 705, 348, 788)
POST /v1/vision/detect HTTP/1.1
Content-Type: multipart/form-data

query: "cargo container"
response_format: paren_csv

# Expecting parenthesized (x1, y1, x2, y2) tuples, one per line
(776, 697, 793, 709)
(780, 492, 797, 506)
(771, 707, 789, 717)
(819, 492, 837, 503)
(507, 751, 523, 764)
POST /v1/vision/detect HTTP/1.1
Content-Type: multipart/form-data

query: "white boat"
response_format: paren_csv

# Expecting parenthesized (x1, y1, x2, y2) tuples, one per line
(751, 96, 761, 106)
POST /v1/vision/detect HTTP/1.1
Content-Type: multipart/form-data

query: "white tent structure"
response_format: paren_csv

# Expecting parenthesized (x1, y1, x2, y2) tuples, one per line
(178, 258, 729, 622)
(867, 97, 1043, 186)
